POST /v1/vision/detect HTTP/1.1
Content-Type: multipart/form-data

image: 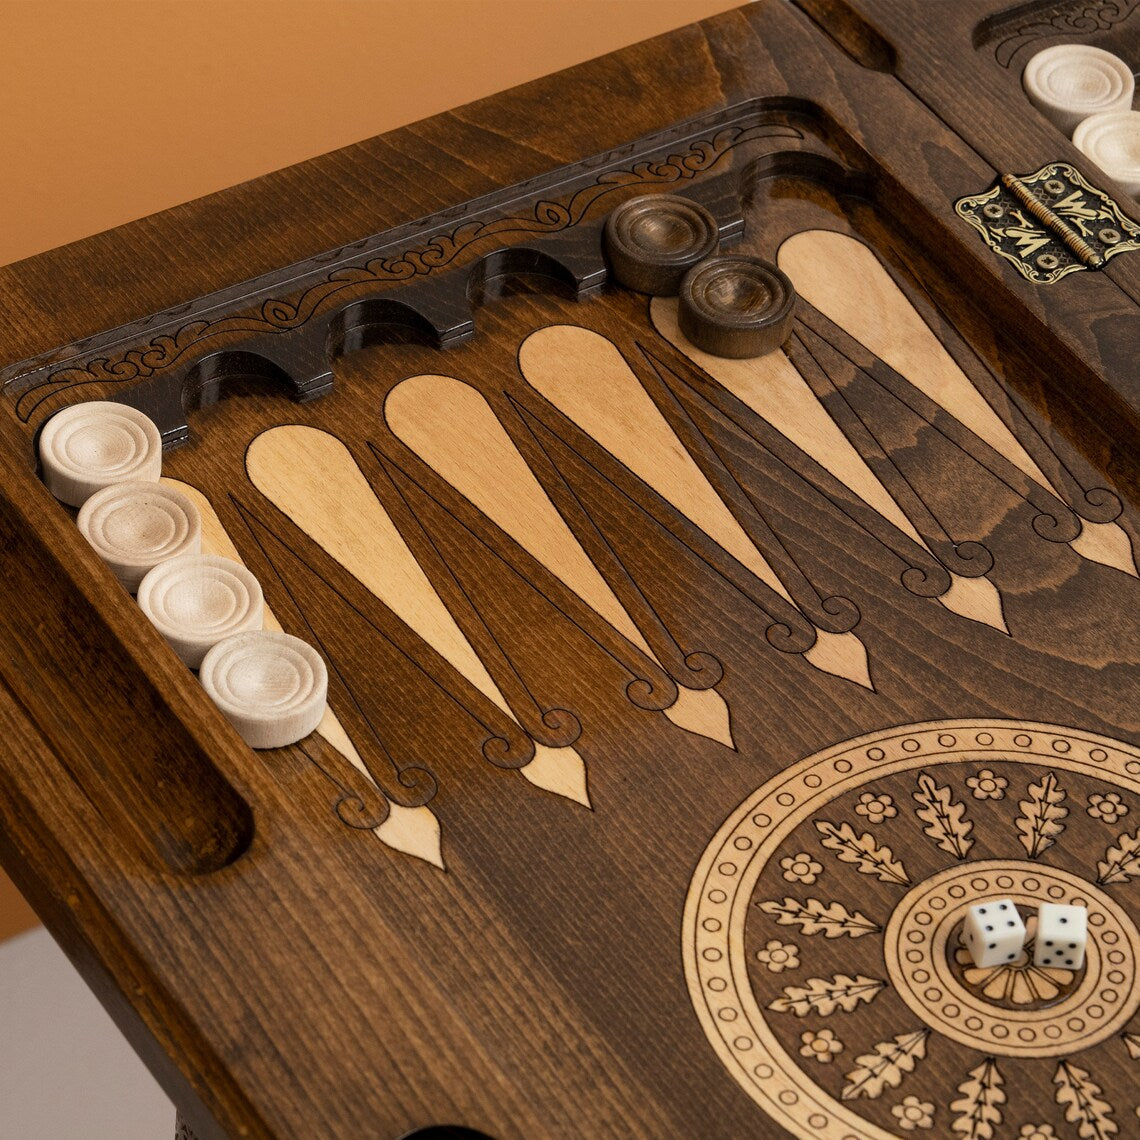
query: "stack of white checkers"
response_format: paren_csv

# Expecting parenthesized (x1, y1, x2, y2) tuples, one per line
(1023, 44, 1140, 195)
(39, 401, 327, 749)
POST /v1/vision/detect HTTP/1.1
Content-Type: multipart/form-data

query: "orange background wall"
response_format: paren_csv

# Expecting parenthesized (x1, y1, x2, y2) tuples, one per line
(0, 0, 739, 938)
(1, 0, 739, 268)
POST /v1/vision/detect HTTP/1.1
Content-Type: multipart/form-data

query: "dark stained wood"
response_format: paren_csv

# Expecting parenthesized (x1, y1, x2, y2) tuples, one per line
(799, 0, 1140, 450)
(678, 255, 797, 357)
(603, 194, 721, 295)
(1, 4, 1139, 1139)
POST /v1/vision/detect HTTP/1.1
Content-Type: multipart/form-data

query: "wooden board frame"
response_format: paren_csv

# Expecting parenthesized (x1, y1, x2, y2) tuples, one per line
(1, 3, 1139, 1138)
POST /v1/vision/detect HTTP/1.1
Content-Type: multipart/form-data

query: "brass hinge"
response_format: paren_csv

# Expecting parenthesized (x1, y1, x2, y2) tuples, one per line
(955, 162, 1140, 284)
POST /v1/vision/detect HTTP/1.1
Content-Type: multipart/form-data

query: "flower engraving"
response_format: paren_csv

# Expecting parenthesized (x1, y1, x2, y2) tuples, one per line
(855, 792, 896, 824)
(799, 1028, 843, 1063)
(1087, 793, 1128, 824)
(781, 852, 823, 885)
(892, 1096, 934, 1130)
(755, 940, 799, 973)
(690, 725, 1140, 1136)
(967, 769, 1008, 799)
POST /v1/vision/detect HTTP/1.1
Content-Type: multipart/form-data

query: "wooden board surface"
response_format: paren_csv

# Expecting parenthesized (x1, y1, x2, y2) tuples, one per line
(1, 3, 1139, 1137)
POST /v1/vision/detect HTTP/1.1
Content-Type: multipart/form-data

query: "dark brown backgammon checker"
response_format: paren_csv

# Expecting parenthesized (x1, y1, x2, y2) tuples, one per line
(2, 2, 1140, 1138)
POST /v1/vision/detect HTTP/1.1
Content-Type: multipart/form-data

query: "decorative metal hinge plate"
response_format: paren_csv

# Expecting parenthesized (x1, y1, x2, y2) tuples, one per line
(955, 162, 1140, 284)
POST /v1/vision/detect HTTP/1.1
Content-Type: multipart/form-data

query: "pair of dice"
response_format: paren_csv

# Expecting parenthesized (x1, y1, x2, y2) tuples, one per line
(962, 899, 1087, 970)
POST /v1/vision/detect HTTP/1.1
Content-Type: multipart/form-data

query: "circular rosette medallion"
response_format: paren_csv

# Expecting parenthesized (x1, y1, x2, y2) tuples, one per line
(682, 721, 1140, 1139)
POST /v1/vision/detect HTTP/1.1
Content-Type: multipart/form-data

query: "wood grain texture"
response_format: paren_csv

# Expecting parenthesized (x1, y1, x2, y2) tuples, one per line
(1, 3, 1139, 1139)
(166, 476, 446, 868)
(246, 424, 590, 805)
(777, 228, 1137, 578)
(649, 292, 1010, 632)
(806, 0, 1140, 437)
(384, 373, 734, 746)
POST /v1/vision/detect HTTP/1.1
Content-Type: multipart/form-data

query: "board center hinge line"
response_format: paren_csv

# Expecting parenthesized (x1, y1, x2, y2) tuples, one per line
(956, 162, 1140, 283)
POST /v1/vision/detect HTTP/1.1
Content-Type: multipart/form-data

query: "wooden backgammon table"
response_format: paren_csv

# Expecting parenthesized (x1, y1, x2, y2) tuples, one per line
(2, 2, 1140, 1137)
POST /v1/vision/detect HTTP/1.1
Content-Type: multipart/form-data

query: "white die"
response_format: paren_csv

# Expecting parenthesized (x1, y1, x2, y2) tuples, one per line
(962, 899, 1026, 967)
(1033, 903, 1087, 971)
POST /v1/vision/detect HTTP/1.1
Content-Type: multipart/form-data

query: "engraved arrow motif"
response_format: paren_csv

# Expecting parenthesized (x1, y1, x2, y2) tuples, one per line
(384, 373, 734, 747)
(244, 428, 590, 807)
(778, 229, 1137, 579)
(650, 297, 1008, 633)
(517, 323, 872, 689)
(162, 477, 446, 867)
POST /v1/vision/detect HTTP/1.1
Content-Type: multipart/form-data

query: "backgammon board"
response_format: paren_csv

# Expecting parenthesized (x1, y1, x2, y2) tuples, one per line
(2, 2, 1139, 1137)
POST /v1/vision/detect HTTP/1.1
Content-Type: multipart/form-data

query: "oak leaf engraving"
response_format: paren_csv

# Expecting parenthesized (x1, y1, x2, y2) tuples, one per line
(949, 1057, 1005, 1139)
(913, 772, 974, 859)
(1096, 828, 1140, 885)
(842, 1029, 928, 1100)
(1016, 773, 1068, 858)
(815, 820, 910, 884)
(1122, 1032, 1140, 1060)
(757, 897, 880, 938)
(768, 973, 885, 1017)
(1054, 1060, 1117, 1138)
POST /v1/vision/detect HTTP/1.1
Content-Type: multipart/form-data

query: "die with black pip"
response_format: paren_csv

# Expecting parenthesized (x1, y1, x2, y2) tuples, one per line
(962, 899, 1026, 968)
(1033, 903, 1088, 971)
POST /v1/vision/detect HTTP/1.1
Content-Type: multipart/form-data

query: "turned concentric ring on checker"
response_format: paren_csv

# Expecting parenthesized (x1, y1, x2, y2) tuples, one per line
(38, 401, 163, 507)
(77, 480, 202, 592)
(682, 721, 1140, 1140)
(137, 553, 264, 668)
(677, 255, 796, 359)
(1022, 44, 1134, 136)
(1073, 110, 1140, 197)
(200, 630, 327, 750)
(603, 193, 720, 296)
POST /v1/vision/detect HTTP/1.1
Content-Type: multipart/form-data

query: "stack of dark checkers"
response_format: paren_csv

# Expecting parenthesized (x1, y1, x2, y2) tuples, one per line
(1, 3, 1139, 1138)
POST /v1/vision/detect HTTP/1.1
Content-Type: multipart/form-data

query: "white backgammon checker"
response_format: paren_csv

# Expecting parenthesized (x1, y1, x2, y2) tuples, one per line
(1033, 902, 1088, 971)
(1073, 110, 1140, 196)
(76, 481, 202, 593)
(962, 898, 1026, 967)
(137, 553, 263, 669)
(1022, 44, 1134, 136)
(38, 401, 163, 508)
(199, 631, 328, 749)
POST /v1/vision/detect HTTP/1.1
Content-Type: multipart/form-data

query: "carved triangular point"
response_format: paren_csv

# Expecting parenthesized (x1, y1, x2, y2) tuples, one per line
(937, 573, 1009, 634)
(374, 803, 445, 870)
(664, 685, 735, 749)
(1071, 520, 1139, 578)
(522, 744, 592, 808)
(804, 629, 874, 691)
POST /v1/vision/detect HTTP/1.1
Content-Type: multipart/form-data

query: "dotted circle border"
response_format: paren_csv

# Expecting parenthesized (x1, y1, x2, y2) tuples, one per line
(682, 720, 1140, 1139)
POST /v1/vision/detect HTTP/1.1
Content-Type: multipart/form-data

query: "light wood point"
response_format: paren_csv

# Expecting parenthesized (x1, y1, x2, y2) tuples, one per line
(386, 372, 737, 747)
